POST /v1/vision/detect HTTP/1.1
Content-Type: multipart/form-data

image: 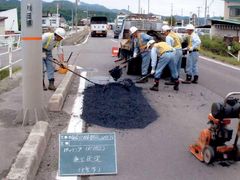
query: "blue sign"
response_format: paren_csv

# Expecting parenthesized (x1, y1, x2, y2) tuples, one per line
(59, 132, 117, 176)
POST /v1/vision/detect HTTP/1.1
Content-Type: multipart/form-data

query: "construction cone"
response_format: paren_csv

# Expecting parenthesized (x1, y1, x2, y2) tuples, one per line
(112, 47, 119, 57)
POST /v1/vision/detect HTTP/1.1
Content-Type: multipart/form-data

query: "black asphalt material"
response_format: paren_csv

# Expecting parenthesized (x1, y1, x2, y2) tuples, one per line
(81, 79, 158, 129)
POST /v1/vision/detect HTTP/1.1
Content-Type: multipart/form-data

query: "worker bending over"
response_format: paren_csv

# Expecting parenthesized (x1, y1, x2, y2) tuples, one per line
(148, 40, 179, 91)
(161, 25, 182, 85)
(130, 26, 154, 83)
(42, 27, 65, 91)
(184, 24, 201, 84)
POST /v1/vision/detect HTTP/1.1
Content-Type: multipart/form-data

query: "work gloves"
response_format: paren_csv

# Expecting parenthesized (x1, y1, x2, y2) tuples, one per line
(133, 52, 138, 58)
(151, 69, 155, 75)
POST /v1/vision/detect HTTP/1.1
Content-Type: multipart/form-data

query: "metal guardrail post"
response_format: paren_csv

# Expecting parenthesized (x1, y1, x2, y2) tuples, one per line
(8, 41, 13, 78)
(238, 50, 240, 62)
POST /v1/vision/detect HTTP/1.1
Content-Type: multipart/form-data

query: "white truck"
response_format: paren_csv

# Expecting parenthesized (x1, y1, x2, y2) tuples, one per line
(90, 16, 108, 37)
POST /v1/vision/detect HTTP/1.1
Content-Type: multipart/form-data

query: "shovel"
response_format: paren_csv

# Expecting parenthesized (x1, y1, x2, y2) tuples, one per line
(51, 58, 103, 86)
(109, 53, 142, 81)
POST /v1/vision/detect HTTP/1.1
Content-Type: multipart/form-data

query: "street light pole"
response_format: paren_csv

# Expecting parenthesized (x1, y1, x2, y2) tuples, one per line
(19, 0, 48, 125)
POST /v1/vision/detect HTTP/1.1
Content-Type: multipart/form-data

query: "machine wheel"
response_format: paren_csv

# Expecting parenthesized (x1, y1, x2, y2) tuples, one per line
(203, 145, 215, 164)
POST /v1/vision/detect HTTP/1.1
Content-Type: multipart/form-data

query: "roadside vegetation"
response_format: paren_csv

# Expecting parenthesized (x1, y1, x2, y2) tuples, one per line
(0, 67, 21, 81)
(200, 35, 240, 66)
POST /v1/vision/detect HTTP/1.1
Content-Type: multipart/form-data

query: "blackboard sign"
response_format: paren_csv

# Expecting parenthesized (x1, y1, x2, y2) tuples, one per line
(59, 132, 117, 176)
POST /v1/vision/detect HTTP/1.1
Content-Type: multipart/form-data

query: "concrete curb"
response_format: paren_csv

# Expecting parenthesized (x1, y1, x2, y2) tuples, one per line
(6, 121, 51, 180)
(48, 65, 76, 111)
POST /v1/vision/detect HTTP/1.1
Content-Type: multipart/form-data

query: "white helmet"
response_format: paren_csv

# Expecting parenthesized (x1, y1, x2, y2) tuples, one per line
(147, 40, 155, 49)
(162, 25, 171, 32)
(186, 24, 195, 30)
(129, 26, 138, 35)
(54, 28, 66, 39)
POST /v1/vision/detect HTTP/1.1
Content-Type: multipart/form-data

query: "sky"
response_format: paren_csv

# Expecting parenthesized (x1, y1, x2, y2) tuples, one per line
(44, 0, 224, 17)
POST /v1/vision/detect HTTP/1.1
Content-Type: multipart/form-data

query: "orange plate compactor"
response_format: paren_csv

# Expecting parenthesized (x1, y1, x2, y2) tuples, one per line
(189, 92, 240, 164)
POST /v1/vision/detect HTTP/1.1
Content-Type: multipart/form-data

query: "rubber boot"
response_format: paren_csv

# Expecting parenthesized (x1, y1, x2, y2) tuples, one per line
(182, 74, 192, 84)
(164, 77, 175, 85)
(136, 76, 148, 83)
(192, 75, 198, 84)
(48, 78, 56, 91)
(173, 79, 179, 91)
(150, 80, 159, 91)
(43, 80, 47, 91)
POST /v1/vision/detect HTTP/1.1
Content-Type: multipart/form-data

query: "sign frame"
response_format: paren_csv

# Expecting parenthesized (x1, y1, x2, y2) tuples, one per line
(59, 132, 117, 176)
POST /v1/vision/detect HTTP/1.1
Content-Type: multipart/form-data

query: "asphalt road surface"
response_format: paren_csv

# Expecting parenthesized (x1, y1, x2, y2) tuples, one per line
(37, 30, 240, 180)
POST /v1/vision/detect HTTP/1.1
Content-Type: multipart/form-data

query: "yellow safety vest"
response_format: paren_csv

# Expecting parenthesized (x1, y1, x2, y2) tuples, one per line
(169, 32, 182, 49)
(136, 33, 147, 51)
(154, 42, 173, 55)
(188, 33, 200, 50)
(43, 33, 60, 49)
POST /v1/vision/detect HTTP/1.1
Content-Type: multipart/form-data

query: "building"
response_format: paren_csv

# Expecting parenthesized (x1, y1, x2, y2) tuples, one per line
(224, 0, 240, 20)
(210, 0, 240, 40)
(0, 8, 19, 33)
(42, 13, 68, 31)
(0, 17, 7, 35)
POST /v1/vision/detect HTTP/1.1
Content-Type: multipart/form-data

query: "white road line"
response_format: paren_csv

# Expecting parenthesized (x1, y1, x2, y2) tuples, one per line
(56, 71, 87, 180)
(75, 32, 90, 46)
(200, 56, 240, 71)
(110, 39, 118, 43)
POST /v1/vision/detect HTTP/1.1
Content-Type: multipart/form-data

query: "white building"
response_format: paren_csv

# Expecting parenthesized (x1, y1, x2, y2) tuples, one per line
(42, 13, 68, 29)
(0, 8, 19, 33)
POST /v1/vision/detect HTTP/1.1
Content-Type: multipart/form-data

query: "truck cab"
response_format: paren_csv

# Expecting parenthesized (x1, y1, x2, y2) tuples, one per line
(90, 16, 108, 37)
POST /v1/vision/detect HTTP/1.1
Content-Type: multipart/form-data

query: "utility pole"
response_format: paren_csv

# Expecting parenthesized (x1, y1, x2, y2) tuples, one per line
(19, 0, 48, 125)
(56, 3, 59, 27)
(75, 0, 79, 32)
(138, 0, 141, 14)
(72, 8, 74, 30)
(148, 0, 150, 14)
(197, 6, 201, 26)
(170, 3, 173, 26)
(204, 0, 207, 25)
(128, 5, 130, 12)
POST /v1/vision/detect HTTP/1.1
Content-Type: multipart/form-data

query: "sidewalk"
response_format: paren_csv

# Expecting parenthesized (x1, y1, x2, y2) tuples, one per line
(0, 66, 68, 179)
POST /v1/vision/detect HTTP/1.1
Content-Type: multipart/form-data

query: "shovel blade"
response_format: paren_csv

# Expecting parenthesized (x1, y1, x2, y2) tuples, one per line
(109, 66, 123, 81)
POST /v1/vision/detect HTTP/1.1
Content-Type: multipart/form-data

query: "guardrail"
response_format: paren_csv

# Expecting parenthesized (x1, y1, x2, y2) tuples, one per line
(0, 34, 22, 78)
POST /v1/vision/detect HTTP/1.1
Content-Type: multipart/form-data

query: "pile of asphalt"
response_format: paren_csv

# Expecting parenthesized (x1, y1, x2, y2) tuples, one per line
(81, 79, 158, 129)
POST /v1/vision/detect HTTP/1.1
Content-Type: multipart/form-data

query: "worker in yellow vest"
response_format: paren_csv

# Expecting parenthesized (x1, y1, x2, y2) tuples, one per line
(129, 26, 154, 83)
(184, 24, 201, 84)
(147, 40, 179, 91)
(42, 27, 65, 91)
(161, 25, 182, 85)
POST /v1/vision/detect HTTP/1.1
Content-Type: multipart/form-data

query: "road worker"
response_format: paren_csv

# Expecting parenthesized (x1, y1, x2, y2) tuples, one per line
(147, 40, 179, 91)
(42, 27, 65, 91)
(184, 24, 201, 84)
(161, 25, 182, 85)
(129, 26, 154, 83)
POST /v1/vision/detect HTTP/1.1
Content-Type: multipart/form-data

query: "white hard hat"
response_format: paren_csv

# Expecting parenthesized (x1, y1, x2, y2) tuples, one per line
(186, 24, 195, 30)
(147, 40, 155, 49)
(54, 28, 66, 39)
(162, 25, 171, 32)
(129, 26, 138, 35)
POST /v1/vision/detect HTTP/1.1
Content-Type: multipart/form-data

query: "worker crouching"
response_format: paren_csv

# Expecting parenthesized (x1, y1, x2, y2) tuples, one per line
(147, 40, 179, 91)
(129, 26, 154, 83)
(42, 27, 66, 91)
